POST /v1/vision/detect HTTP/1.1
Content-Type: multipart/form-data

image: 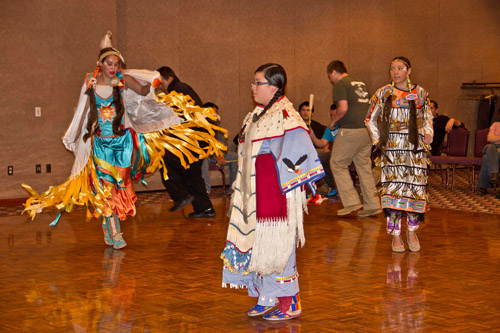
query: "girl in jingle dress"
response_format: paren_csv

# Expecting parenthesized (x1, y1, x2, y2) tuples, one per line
(365, 56, 433, 253)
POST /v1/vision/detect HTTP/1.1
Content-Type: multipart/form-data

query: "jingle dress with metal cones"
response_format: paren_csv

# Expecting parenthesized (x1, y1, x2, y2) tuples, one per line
(365, 84, 433, 214)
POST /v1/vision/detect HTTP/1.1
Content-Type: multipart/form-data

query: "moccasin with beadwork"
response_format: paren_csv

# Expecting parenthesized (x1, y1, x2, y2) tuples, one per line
(247, 304, 276, 317)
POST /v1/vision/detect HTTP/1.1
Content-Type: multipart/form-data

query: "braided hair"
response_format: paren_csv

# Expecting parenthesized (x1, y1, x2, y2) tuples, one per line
(83, 49, 125, 142)
(377, 82, 393, 151)
(251, 63, 287, 122)
(238, 64, 287, 139)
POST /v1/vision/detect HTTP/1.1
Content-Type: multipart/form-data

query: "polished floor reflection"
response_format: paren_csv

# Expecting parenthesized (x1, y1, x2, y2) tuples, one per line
(1, 195, 499, 332)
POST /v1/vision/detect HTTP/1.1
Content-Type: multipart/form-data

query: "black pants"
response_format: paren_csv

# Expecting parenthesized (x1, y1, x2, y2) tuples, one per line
(318, 151, 336, 189)
(161, 151, 213, 213)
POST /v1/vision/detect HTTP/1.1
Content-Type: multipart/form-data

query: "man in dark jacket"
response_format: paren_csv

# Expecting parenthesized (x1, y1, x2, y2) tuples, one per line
(429, 100, 463, 156)
(157, 66, 215, 218)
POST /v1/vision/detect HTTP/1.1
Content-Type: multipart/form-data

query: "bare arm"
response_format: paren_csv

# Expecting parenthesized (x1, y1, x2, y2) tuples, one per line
(487, 124, 500, 143)
(124, 74, 151, 96)
(309, 129, 328, 148)
(329, 100, 348, 128)
(215, 155, 226, 167)
(445, 118, 461, 132)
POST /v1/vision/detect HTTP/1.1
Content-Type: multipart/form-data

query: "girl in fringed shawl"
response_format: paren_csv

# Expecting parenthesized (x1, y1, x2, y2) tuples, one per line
(22, 32, 225, 250)
(220, 64, 324, 321)
(365, 56, 433, 253)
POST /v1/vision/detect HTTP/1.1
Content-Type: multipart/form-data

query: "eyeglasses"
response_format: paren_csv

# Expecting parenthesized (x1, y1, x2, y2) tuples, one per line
(251, 81, 269, 86)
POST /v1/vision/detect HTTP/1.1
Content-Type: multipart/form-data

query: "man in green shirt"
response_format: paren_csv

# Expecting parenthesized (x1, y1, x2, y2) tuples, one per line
(326, 60, 381, 217)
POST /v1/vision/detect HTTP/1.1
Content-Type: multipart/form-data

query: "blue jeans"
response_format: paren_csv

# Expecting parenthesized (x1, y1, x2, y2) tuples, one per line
(477, 143, 500, 189)
(201, 151, 238, 194)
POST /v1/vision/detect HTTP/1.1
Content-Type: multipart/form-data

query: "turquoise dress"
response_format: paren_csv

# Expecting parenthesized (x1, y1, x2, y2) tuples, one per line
(90, 72, 140, 220)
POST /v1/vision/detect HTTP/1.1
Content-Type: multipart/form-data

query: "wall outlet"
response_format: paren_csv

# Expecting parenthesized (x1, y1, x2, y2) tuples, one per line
(7, 165, 13, 175)
(36, 164, 41, 174)
(46, 164, 51, 173)
(35, 107, 41, 117)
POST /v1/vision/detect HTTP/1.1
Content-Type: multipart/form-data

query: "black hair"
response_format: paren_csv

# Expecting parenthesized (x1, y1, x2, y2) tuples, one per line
(330, 103, 337, 110)
(157, 66, 177, 81)
(202, 102, 220, 125)
(326, 60, 347, 74)
(99, 47, 125, 67)
(238, 63, 287, 140)
(298, 101, 314, 113)
(202, 102, 219, 110)
(378, 56, 419, 153)
(391, 56, 411, 69)
(251, 63, 287, 123)
(83, 48, 125, 141)
(430, 100, 438, 109)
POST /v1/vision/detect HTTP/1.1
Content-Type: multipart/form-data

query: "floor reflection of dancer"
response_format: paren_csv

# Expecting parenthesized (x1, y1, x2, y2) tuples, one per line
(221, 63, 324, 321)
(99, 248, 136, 331)
(365, 56, 433, 253)
(383, 252, 424, 331)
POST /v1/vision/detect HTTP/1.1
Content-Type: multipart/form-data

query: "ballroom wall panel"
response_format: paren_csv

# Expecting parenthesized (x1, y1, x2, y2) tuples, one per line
(0, 0, 118, 199)
(1, 0, 499, 199)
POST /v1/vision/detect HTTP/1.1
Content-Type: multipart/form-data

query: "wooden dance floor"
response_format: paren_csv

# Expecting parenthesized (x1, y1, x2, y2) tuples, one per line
(1, 195, 499, 332)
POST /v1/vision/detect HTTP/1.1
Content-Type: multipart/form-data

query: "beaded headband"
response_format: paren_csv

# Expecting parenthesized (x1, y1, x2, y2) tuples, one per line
(98, 48, 124, 64)
(391, 58, 410, 69)
(86, 31, 125, 90)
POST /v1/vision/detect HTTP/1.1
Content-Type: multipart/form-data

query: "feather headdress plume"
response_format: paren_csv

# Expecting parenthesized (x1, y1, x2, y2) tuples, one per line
(100, 31, 113, 50)
(97, 31, 125, 64)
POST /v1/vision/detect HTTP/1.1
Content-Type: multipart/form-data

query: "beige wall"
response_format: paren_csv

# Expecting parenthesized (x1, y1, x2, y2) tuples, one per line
(1, 0, 500, 199)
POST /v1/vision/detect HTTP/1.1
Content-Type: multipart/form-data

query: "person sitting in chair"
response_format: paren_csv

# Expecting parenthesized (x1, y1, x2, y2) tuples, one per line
(430, 100, 463, 156)
(298, 101, 326, 140)
(477, 113, 500, 196)
(309, 104, 339, 196)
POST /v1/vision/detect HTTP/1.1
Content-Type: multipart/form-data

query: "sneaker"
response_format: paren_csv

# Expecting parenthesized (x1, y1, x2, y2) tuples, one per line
(188, 207, 216, 218)
(478, 188, 487, 195)
(337, 203, 363, 216)
(326, 188, 338, 196)
(357, 208, 382, 217)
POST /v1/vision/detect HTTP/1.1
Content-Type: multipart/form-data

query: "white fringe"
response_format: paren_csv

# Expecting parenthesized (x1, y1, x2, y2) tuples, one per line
(248, 217, 293, 275)
(248, 187, 305, 275)
(222, 282, 247, 289)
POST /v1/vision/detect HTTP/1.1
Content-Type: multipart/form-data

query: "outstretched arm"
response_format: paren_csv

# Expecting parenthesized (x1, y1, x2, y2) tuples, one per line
(124, 75, 151, 96)
(309, 129, 329, 148)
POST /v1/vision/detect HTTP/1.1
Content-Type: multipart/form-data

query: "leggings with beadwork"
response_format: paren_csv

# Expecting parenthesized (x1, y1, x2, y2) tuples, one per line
(386, 209, 422, 235)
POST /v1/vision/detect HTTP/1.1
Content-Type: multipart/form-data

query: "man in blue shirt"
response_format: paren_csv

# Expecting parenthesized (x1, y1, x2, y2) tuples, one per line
(309, 104, 340, 196)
